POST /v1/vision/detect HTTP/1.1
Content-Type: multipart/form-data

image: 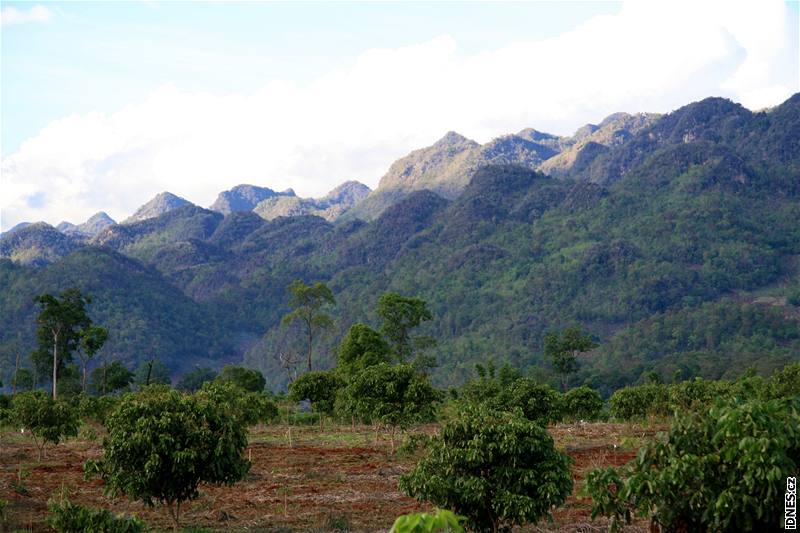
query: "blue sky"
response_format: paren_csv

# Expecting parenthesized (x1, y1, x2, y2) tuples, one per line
(1, 1, 798, 231)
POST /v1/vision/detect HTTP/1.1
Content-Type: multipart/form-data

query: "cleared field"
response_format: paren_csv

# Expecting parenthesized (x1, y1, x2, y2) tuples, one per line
(0, 421, 659, 532)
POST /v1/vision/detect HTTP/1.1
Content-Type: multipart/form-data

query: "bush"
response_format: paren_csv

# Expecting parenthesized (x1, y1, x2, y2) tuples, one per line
(390, 509, 465, 533)
(288, 370, 344, 417)
(608, 383, 669, 420)
(48, 498, 145, 533)
(78, 394, 119, 425)
(562, 385, 604, 421)
(768, 362, 800, 399)
(11, 391, 79, 460)
(498, 378, 563, 425)
(336, 364, 439, 450)
(587, 397, 800, 531)
(86, 385, 250, 529)
(399, 406, 572, 532)
(216, 365, 266, 393)
(667, 377, 733, 411)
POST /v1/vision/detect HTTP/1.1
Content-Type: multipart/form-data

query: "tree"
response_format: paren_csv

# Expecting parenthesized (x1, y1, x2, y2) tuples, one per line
(216, 365, 266, 392)
(134, 359, 171, 387)
(587, 397, 800, 532)
(89, 361, 134, 395)
(12, 367, 34, 393)
(76, 325, 108, 392)
(377, 292, 434, 361)
(391, 509, 465, 533)
(281, 280, 335, 372)
(336, 323, 391, 376)
(11, 390, 79, 460)
(399, 406, 573, 532)
(288, 370, 344, 419)
(33, 288, 94, 399)
(544, 327, 596, 392)
(176, 366, 217, 392)
(86, 385, 250, 529)
(336, 363, 438, 451)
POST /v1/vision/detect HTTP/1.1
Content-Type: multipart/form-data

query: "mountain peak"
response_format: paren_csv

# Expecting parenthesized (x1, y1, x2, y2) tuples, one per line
(210, 184, 296, 214)
(124, 192, 191, 224)
(433, 131, 475, 148)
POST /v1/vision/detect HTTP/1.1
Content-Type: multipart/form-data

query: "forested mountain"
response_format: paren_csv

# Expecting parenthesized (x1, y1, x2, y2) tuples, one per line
(1, 94, 799, 392)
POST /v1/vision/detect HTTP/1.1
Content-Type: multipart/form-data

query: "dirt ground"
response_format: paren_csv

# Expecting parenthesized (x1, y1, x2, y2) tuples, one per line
(0, 421, 660, 532)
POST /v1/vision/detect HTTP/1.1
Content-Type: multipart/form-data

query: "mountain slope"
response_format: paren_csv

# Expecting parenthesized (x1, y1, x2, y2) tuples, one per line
(210, 184, 296, 214)
(1, 93, 799, 392)
(254, 181, 371, 221)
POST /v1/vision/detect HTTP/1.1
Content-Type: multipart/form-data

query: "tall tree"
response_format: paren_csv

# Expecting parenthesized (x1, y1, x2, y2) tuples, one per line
(77, 325, 108, 392)
(544, 327, 597, 392)
(377, 292, 434, 362)
(281, 280, 335, 372)
(33, 288, 93, 399)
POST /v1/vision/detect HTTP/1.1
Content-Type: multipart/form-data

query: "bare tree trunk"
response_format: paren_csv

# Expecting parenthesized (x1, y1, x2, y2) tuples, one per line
(12, 352, 20, 395)
(52, 330, 59, 400)
(307, 322, 313, 372)
(82, 360, 88, 392)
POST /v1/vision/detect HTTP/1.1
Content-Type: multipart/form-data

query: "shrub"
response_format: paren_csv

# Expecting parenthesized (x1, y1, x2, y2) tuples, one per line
(608, 383, 669, 420)
(48, 498, 145, 533)
(336, 364, 438, 451)
(86, 385, 250, 529)
(390, 509, 465, 533)
(768, 362, 800, 399)
(288, 370, 344, 417)
(562, 385, 604, 421)
(667, 377, 733, 411)
(78, 394, 119, 425)
(587, 397, 800, 531)
(399, 406, 572, 532)
(216, 365, 266, 393)
(498, 378, 563, 425)
(11, 391, 79, 460)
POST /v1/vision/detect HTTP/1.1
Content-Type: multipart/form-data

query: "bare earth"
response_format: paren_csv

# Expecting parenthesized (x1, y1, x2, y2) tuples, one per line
(0, 422, 660, 532)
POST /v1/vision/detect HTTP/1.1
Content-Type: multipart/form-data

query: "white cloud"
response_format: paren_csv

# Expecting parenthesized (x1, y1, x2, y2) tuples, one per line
(1, 5, 53, 27)
(1, 0, 797, 231)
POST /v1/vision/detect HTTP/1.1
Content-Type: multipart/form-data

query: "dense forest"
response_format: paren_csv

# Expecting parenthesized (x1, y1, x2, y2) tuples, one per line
(1, 93, 799, 392)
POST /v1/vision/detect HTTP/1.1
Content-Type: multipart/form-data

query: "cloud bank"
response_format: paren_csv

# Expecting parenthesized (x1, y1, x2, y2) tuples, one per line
(1, 5, 53, 27)
(1, 0, 797, 230)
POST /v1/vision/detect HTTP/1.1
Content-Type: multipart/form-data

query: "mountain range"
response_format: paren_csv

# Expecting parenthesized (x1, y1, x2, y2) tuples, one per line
(1, 93, 799, 392)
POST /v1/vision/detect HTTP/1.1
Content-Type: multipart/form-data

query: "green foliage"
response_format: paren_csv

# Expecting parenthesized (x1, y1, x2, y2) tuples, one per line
(10, 390, 79, 459)
(196, 380, 276, 426)
(176, 366, 216, 392)
(390, 509, 465, 533)
(562, 385, 604, 421)
(89, 361, 134, 395)
(787, 289, 800, 307)
(78, 394, 120, 425)
(336, 323, 391, 376)
(608, 383, 670, 420)
(768, 362, 800, 399)
(499, 378, 563, 426)
(587, 397, 800, 532)
(12, 367, 34, 392)
(667, 377, 734, 411)
(399, 406, 573, 532)
(77, 325, 108, 391)
(336, 363, 438, 445)
(47, 498, 145, 533)
(87, 385, 250, 528)
(32, 288, 95, 398)
(282, 279, 336, 372)
(378, 292, 434, 361)
(134, 359, 171, 387)
(216, 365, 265, 393)
(288, 370, 343, 417)
(544, 327, 596, 391)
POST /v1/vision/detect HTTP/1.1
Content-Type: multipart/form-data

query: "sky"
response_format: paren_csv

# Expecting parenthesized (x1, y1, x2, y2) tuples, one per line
(1, 1, 798, 231)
